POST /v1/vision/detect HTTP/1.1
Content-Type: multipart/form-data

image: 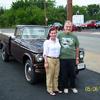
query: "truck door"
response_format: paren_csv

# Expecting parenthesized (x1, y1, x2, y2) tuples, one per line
(11, 27, 25, 63)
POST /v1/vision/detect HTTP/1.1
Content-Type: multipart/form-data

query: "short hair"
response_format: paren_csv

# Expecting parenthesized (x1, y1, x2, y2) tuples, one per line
(64, 20, 72, 25)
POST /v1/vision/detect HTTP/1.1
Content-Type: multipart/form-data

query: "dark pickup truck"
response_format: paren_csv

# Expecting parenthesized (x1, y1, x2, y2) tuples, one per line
(0, 25, 85, 84)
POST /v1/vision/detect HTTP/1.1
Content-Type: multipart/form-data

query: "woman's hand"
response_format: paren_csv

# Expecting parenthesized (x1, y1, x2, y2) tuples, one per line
(44, 62, 49, 69)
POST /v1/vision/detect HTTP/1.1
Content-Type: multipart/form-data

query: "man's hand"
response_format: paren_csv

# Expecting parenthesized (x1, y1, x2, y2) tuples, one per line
(76, 57, 79, 64)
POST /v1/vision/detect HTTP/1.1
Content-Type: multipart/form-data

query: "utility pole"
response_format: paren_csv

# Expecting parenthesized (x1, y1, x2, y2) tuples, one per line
(67, 0, 72, 22)
(44, 0, 48, 26)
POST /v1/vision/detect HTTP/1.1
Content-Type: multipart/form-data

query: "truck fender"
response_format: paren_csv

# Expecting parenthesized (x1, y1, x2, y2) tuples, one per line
(23, 53, 33, 65)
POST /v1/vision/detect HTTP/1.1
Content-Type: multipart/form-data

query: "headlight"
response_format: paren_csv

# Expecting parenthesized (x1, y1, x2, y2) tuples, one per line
(35, 54, 43, 62)
(79, 52, 84, 59)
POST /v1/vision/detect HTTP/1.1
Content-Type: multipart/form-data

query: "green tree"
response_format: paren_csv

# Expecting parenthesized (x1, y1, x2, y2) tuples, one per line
(11, 0, 33, 9)
(12, 0, 55, 9)
(0, 0, 100, 28)
(48, 6, 66, 24)
(87, 4, 99, 16)
(0, 7, 4, 15)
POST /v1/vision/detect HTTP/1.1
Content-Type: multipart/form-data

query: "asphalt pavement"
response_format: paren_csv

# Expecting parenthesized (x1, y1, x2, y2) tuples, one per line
(75, 31, 100, 73)
(0, 50, 100, 100)
(0, 28, 100, 100)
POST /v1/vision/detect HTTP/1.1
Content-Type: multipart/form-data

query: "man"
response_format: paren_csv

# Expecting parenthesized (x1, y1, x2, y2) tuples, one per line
(58, 20, 79, 93)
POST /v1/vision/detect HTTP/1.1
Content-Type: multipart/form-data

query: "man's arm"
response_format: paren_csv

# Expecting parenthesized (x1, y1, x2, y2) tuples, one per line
(76, 47, 79, 64)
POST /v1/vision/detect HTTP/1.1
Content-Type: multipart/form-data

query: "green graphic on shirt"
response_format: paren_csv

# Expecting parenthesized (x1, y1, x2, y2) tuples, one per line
(61, 37, 74, 48)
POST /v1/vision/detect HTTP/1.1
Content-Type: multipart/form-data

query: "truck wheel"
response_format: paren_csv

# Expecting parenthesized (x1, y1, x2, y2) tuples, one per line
(75, 70, 79, 75)
(75, 65, 79, 77)
(25, 59, 37, 84)
(0, 43, 2, 49)
(2, 48, 9, 62)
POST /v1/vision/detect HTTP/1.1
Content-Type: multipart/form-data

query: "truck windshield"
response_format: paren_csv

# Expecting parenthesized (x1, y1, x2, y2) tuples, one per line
(21, 27, 49, 39)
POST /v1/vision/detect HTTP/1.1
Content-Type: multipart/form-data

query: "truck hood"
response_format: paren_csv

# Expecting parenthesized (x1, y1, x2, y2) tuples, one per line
(23, 39, 45, 53)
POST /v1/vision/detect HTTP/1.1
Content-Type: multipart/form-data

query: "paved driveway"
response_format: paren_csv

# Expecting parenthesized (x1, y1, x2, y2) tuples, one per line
(0, 50, 100, 100)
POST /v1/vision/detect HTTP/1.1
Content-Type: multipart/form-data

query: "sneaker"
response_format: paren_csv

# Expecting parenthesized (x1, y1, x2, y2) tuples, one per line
(64, 88, 68, 93)
(71, 88, 78, 93)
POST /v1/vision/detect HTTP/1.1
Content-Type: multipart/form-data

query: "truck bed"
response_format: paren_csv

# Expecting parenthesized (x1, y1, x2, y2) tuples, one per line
(0, 32, 14, 45)
(0, 32, 14, 50)
(0, 32, 14, 38)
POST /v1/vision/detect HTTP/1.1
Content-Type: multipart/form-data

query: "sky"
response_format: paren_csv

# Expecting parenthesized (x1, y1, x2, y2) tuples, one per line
(0, 0, 100, 9)
(56, 0, 100, 7)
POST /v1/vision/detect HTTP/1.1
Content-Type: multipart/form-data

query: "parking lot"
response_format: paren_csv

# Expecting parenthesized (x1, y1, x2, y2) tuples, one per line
(0, 29, 100, 100)
(0, 49, 100, 100)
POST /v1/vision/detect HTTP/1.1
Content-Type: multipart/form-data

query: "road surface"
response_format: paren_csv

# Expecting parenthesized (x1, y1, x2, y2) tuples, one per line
(76, 31, 100, 73)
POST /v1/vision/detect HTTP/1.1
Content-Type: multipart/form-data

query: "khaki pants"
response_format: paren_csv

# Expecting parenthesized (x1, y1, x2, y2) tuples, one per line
(46, 58, 60, 92)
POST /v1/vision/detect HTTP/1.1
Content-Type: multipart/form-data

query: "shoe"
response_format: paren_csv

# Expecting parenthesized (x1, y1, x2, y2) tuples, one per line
(57, 90, 62, 93)
(64, 88, 68, 93)
(48, 91, 56, 96)
(71, 88, 78, 93)
(54, 89, 62, 93)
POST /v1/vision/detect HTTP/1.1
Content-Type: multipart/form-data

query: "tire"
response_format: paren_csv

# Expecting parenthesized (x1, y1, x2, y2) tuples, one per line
(25, 59, 37, 84)
(75, 70, 79, 75)
(0, 43, 2, 49)
(2, 48, 9, 62)
(75, 65, 79, 75)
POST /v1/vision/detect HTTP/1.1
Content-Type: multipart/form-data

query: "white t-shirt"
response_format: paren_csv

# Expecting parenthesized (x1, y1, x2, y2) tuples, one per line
(43, 38, 61, 57)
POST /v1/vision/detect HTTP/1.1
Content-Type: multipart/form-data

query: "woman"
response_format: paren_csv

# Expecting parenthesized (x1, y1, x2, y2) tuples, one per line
(43, 27, 62, 96)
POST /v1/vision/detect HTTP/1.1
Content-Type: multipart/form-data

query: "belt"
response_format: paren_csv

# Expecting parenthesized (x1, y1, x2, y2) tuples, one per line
(47, 56, 59, 59)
